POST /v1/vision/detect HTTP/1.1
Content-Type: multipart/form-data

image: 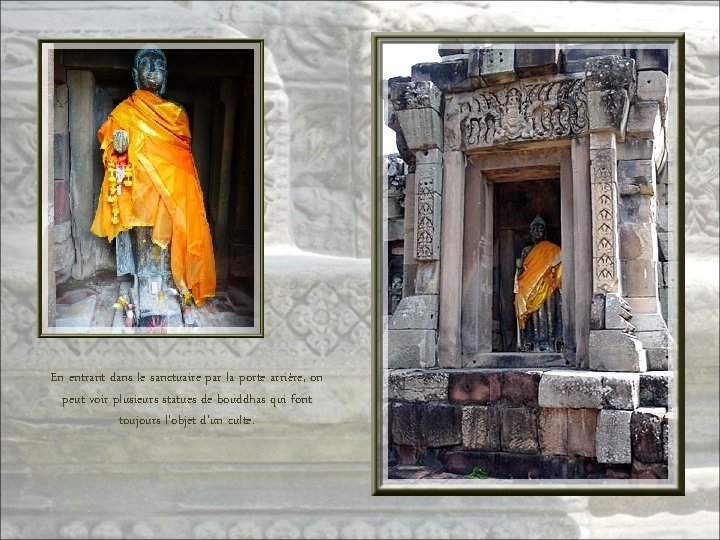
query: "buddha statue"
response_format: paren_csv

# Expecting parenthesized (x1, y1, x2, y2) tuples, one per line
(514, 215, 563, 352)
(90, 47, 216, 327)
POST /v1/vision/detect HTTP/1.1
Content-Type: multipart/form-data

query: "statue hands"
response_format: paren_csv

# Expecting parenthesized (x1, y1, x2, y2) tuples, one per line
(112, 130, 129, 154)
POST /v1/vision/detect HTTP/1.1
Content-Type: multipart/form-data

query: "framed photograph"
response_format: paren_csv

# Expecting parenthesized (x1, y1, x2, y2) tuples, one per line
(39, 40, 263, 336)
(373, 34, 683, 493)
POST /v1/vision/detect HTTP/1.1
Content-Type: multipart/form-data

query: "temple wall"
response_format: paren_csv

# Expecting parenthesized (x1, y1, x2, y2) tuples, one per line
(389, 368, 671, 480)
(0, 1, 717, 538)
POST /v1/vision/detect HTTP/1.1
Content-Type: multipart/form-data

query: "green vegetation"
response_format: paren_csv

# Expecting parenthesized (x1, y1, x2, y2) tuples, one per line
(467, 466, 489, 479)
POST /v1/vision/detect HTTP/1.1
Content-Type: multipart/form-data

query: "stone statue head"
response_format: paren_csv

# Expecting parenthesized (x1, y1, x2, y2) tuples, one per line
(133, 46, 167, 96)
(529, 215, 547, 243)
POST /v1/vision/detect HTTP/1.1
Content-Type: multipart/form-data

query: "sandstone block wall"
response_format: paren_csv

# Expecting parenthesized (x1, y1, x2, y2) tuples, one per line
(389, 368, 672, 479)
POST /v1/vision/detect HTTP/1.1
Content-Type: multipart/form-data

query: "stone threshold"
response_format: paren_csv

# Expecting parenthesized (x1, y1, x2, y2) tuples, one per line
(462, 352, 569, 369)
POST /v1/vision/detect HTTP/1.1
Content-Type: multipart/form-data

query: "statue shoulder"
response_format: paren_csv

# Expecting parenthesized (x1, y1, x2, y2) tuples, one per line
(169, 100, 189, 124)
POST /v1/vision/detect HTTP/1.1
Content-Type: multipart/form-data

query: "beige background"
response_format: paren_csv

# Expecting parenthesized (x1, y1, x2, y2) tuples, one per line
(1, 1, 718, 538)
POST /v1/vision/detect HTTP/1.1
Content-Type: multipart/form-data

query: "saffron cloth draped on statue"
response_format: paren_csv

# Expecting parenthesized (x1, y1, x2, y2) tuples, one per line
(514, 240, 562, 329)
(90, 89, 216, 306)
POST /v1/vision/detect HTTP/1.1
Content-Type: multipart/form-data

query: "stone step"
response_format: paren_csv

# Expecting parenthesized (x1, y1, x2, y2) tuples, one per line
(464, 353, 568, 369)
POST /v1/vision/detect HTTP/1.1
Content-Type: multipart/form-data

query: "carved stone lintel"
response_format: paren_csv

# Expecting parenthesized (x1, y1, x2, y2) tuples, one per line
(444, 76, 588, 151)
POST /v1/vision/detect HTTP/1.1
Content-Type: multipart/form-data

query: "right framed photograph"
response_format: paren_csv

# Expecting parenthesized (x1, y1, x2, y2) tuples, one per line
(373, 34, 683, 493)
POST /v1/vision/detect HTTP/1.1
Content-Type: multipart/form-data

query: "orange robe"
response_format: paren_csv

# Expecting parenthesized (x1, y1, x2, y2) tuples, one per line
(90, 89, 215, 306)
(515, 240, 562, 329)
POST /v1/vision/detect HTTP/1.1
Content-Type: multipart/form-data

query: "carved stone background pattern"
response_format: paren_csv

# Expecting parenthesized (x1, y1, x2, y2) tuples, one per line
(1, 1, 718, 539)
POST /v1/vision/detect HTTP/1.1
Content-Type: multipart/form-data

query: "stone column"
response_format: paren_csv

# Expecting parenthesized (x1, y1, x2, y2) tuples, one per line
(585, 56, 646, 372)
(213, 78, 239, 285)
(387, 80, 443, 369)
(67, 69, 98, 280)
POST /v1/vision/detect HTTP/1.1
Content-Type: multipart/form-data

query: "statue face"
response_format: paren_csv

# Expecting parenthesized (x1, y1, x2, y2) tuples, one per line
(133, 51, 167, 95)
(530, 220, 546, 242)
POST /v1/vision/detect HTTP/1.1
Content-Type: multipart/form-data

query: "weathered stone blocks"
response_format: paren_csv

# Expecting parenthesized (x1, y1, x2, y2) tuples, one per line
(619, 223, 657, 261)
(590, 293, 606, 330)
(411, 60, 475, 93)
(538, 370, 604, 409)
(618, 159, 656, 196)
(626, 101, 662, 139)
(449, 371, 502, 404)
(443, 450, 541, 479)
(596, 409, 632, 464)
(538, 408, 568, 455)
(462, 405, 501, 451)
(501, 371, 542, 407)
(588, 89, 630, 138)
(631, 460, 668, 479)
(389, 295, 439, 330)
(636, 70, 668, 110)
(631, 407, 665, 463)
(567, 408, 598, 458)
(414, 261, 440, 295)
(468, 46, 516, 86)
(562, 48, 626, 73)
(621, 259, 659, 297)
(585, 55, 636, 92)
(585, 56, 636, 139)
(639, 371, 670, 408)
(387, 329, 436, 369)
(601, 373, 640, 410)
(663, 410, 673, 463)
(628, 48, 668, 73)
(389, 80, 443, 151)
(604, 292, 634, 331)
(616, 138, 654, 161)
(388, 370, 448, 402)
(588, 330, 647, 372)
(514, 46, 559, 78)
(390, 402, 461, 447)
(501, 408, 539, 454)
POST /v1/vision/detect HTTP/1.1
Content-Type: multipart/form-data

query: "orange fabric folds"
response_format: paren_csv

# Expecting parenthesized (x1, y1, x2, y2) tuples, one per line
(515, 240, 562, 329)
(90, 89, 215, 306)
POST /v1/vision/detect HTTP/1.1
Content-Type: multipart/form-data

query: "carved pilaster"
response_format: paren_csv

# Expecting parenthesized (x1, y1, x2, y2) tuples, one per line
(589, 141, 621, 294)
(414, 149, 442, 261)
(588, 133, 647, 372)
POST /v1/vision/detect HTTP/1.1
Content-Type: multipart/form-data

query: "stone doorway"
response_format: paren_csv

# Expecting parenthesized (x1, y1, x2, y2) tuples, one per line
(492, 177, 561, 353)
(456, 144, 579, 368)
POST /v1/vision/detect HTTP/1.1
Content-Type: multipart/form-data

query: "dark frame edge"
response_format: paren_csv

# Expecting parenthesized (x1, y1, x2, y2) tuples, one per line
(35, 39, 266, 339)
(371, 32, 686, 496)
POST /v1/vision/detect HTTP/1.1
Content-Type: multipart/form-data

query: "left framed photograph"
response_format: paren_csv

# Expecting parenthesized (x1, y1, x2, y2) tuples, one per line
(39, 40, 263, 336)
